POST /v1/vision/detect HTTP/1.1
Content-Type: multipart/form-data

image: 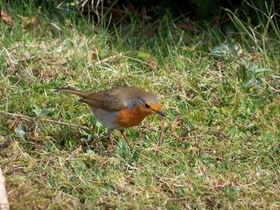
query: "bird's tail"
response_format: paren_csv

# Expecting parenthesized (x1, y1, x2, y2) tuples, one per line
(55, 87, 92, 97)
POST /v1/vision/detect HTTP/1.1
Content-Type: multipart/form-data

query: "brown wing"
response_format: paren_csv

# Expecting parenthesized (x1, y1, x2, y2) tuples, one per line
(57, 87, 149, 111)
(80, 88, 128, 111)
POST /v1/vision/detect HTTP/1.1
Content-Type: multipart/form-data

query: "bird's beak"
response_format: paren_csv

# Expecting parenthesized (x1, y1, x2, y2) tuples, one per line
(156, 110, 166, 117)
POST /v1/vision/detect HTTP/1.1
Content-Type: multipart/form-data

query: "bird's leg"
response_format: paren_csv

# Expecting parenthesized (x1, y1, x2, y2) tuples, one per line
(120, 129, 132, 151)
(108, 129, 115, 152)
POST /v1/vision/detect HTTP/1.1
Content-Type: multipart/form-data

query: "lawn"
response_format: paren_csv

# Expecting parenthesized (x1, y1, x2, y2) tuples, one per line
(0, 2, 279, 209)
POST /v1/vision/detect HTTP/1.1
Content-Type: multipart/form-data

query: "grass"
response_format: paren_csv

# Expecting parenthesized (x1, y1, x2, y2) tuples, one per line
(1, 2, 280, 209)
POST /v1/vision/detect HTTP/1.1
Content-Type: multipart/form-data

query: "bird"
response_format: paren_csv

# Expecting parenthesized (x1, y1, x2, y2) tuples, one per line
(56, 86, 165, 151)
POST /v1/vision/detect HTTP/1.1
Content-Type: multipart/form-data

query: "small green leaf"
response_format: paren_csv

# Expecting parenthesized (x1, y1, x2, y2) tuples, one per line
(32, 105, 50, 116)
(253, 68, 271, 73)
(209, 43, 237, 59)
(132, 148, 142, 162)
(32, 107, 43, 116)
(87, 150, 95, 155)
(15, 125, 27, 138)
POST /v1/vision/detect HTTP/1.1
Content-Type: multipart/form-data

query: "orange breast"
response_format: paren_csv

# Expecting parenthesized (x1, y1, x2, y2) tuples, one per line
(115, 106, 152, 128)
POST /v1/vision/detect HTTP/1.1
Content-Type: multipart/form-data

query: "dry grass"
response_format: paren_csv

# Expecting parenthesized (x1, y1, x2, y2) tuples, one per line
(0, 3, 280, 209)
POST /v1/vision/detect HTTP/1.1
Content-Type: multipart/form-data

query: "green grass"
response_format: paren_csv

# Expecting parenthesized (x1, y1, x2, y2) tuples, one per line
(1, 3, 280, 209)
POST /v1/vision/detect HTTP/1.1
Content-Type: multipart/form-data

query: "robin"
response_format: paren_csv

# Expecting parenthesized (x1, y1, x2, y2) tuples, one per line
(56, 87, 165, 151)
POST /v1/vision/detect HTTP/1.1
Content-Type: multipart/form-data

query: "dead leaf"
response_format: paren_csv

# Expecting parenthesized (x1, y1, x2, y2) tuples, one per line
(0, 139, 12, 148)
(138, 51, 159, 70)
(19, 15, 39, 29)
(92, 50, 100, 61)
(0, 9, 14, 25)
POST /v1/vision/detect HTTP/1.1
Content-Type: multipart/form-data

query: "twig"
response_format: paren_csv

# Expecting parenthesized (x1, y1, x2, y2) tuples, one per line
(42, 118, 89, 130)
(0, 140, 12, 148)
(92, 53, 123, 65)
(2, 112, 33, 121)
(124, 55, 159, 70)
(2, 112, 89, 130)
(139, 126, 157, 132)
(89, 53, 158, 70)
(156, 116, 166, 156)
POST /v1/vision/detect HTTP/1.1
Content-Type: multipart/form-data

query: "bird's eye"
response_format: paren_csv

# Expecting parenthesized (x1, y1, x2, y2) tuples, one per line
(145, 103, 150, 108)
